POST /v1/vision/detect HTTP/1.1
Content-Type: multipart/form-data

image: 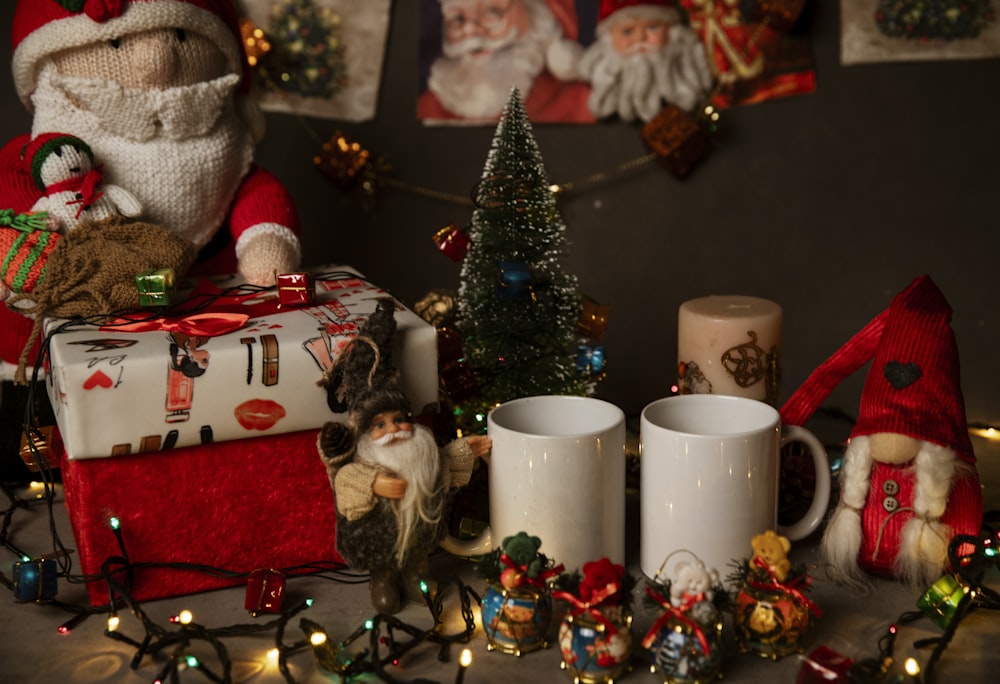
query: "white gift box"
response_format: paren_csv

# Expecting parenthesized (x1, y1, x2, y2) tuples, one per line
(44, 267, 438, 460)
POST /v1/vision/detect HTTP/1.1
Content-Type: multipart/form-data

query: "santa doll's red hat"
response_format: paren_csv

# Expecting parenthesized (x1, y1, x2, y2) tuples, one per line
(11, 0, 248, 107)
(781, 275, 976, 465)
(596, 0, 680, 25)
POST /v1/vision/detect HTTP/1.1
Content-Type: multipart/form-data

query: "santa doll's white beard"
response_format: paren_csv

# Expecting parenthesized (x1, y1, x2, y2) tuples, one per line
(30, 65, 256, 250)
(356, 426, 445, 564)
(427, 10, 558, 119)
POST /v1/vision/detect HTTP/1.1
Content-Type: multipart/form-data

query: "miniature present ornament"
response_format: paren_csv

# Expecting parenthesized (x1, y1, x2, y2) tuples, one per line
(245, 568, 287, 617)
(276, 272, 316, 308)
(13, 558, 58, 602)
(433, 224, 470, 262)
(19, 423, 56, 472)
(497, 261, 534, 302)
(135, 268, 176, 307)
(641, 105, 711, 178)
(916, 573, 969, 630)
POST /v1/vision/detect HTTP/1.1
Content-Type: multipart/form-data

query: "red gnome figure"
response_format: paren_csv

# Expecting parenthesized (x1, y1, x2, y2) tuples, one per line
(781, 275, 982, 590)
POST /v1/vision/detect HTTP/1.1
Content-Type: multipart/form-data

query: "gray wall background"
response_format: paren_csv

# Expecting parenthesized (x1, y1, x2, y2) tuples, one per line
(2, 1, 997, 429)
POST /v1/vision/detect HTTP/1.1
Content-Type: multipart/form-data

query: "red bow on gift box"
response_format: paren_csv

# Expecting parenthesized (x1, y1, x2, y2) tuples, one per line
(102, 311, 249, 338)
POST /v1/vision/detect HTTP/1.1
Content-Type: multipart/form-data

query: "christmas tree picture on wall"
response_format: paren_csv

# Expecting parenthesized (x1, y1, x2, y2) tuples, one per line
(456, 88, 586, 420)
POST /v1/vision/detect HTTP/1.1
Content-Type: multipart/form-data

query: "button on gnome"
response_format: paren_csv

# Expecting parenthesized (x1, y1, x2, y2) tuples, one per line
(0, 0, 301, 378)
(780, 276, 983, 590)
(316, 299, 491, 614)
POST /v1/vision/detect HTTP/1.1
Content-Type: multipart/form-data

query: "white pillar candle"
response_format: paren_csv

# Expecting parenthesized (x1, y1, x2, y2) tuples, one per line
(677, 296, 782, 405)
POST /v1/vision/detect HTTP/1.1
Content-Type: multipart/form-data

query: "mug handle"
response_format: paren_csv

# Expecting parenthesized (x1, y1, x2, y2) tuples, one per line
(438, 451, 494, 558)
(776, 425, 831, 542)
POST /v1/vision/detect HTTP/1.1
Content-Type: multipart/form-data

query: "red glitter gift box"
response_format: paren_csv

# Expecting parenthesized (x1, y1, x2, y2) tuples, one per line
(62, 428, 343, 606)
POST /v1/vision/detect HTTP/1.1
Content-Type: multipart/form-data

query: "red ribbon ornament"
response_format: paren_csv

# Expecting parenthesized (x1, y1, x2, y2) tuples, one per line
(499, 553, 565, 591)
(642, 587, 712, 655)
(101, 311, 249, 338)
(748, 557, 822, 618)
(552, 581, 623, 635)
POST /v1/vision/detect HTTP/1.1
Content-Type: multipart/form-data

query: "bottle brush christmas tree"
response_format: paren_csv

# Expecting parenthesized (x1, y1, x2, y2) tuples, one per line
(455, 88, 585, 428)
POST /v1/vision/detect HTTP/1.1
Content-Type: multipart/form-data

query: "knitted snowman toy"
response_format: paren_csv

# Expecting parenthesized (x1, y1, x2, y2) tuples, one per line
(26, 132, 142, 232)
(780, 275, 982, 589)
(0, 0, 302, 377)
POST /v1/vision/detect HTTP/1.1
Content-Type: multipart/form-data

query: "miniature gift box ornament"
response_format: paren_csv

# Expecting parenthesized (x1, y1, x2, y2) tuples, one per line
(731, 530, 821, 659)
(13, 558, 58, 602)
(245, 568, 286, 617)
(135, 267, 177, 307)
(642, 552, 726, 683)
(916, 573, 970, 630)
(476, 532, 563, 656)
(276, 272, 316, 308)
(553, 558, 633, 683)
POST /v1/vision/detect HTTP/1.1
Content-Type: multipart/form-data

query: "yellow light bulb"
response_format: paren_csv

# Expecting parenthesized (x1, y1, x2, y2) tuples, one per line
(904, 658, 921, 676)
(107, 615, 120, 632)
(178, 609, 193, 625)
(310, 631, 328, 646)
(460, 648, 472, 667)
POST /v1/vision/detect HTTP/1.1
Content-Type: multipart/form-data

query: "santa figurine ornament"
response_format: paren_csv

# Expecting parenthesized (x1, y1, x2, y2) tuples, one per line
(316, 299, 491, 614)
(780, 276, 983, 589)
(0, 0, 301, 379)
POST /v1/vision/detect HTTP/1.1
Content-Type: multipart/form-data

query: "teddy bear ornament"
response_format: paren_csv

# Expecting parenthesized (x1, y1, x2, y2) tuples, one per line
(476, 531, 563, 656)
(731, 530, 821, 660)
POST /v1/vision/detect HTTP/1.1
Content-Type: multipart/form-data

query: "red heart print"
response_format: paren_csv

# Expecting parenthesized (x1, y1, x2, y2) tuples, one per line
(83, 370, 114, 390)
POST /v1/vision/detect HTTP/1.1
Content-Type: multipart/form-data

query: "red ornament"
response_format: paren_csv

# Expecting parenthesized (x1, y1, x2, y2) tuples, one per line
(276, 272, 316, 308)
(433, 224, 470, 262)
(641, 105, 711, 178)
(796, 645, 854, 684)
(245, 568, 286, 616)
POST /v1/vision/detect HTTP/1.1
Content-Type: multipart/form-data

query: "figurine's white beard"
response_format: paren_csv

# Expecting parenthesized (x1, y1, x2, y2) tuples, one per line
(579, 26, 713, 120)
(356, 425, 445, 564)
(30, 64, 257, 249)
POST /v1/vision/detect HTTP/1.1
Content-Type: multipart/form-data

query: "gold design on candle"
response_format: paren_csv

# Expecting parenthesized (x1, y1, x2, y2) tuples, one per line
(718, 331, 782, 405)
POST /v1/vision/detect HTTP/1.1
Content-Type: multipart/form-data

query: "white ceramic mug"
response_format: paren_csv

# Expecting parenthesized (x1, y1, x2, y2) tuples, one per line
(440, 395, 627, 571)
(639, 394, 830, 583)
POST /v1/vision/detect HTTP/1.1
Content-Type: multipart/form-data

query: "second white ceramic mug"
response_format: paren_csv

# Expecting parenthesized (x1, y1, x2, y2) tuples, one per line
(639, 394, 830, 582)
(440, 395, 626, 571)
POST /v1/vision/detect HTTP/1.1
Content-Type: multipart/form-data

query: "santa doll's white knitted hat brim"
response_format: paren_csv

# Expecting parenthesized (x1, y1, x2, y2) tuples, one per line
(12, 0, 245, 109)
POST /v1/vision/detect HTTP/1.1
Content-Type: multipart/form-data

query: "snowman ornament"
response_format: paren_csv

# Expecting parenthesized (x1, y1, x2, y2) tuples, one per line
(26, 133, 142, 232)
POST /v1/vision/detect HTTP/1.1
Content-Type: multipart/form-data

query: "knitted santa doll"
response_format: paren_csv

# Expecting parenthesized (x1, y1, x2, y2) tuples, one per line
(780, 276, 983, 589)
(0, 0, 301, 377)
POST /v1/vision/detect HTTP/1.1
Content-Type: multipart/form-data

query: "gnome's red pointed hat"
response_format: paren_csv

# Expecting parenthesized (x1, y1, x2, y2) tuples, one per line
(781, 275, 975, 464)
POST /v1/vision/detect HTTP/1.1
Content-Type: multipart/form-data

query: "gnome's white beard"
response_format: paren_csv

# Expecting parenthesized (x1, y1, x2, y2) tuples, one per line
(821, 435, 965, 590)
(578, 25, 713, 121)
(427, 1, 561, 119)
(356, 425, 445, 564)
(30, 64, 257, 249)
